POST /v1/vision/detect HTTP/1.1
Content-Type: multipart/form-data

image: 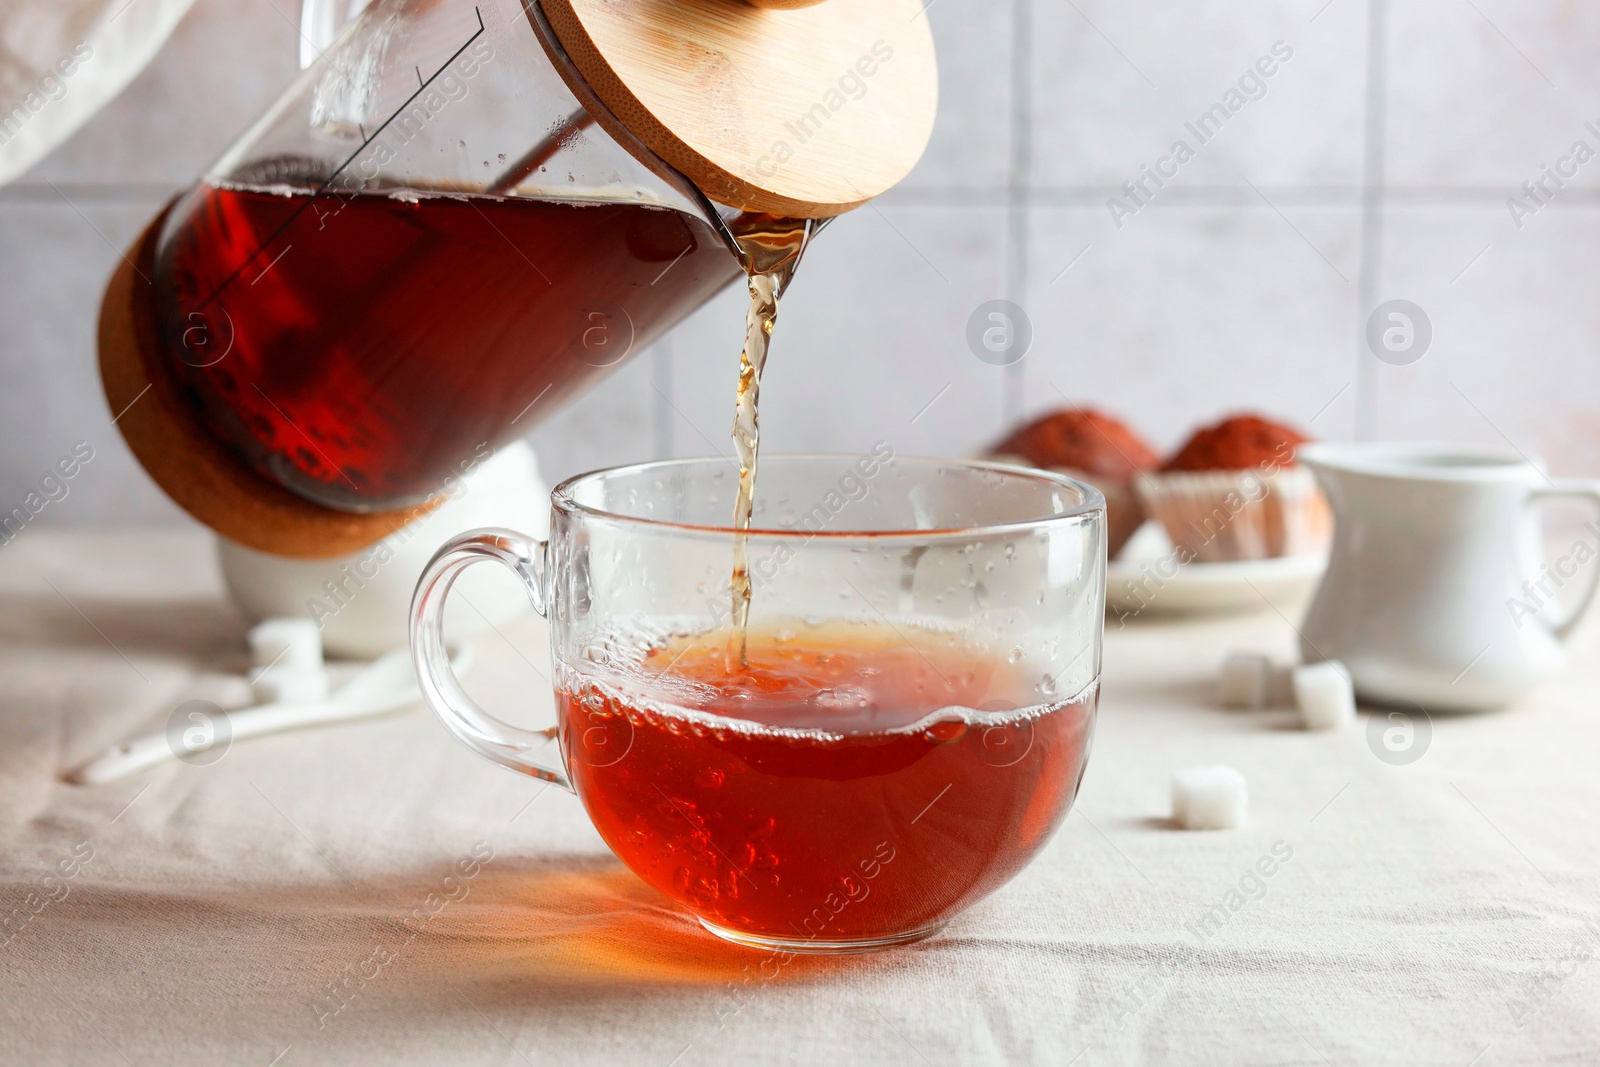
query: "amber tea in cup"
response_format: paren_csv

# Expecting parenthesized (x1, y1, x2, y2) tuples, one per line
(413, 456, 1106, 952)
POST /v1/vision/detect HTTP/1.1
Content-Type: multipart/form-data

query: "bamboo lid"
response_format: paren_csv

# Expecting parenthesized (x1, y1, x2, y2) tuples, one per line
(539, 0, 938, 218)
(99, 207, 434, 559)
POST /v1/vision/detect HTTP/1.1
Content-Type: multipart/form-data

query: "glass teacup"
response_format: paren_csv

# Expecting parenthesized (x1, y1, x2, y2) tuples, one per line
(412, 454, 1105, 953)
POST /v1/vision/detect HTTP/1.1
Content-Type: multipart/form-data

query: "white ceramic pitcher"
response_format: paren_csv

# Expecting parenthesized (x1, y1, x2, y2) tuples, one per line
(1298, 443, 1600, 711)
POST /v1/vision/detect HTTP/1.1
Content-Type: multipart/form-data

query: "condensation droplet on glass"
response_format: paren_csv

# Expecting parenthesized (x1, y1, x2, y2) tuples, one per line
(1008, 648, 1024, 664)
(922, 718, 967, 745)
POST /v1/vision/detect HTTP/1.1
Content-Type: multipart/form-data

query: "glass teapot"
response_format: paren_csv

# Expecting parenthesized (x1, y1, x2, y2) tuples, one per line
(99, 0, 936, 555)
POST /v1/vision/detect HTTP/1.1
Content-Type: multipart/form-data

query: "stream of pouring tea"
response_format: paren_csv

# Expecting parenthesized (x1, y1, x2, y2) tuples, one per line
(726, 215, 816, 669)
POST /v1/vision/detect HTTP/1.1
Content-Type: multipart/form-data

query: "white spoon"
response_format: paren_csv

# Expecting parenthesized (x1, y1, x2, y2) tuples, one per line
(67, 644, 473, 785)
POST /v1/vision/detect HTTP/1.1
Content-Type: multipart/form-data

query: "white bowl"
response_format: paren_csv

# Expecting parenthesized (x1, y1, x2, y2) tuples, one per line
(217, 442, 549, 659)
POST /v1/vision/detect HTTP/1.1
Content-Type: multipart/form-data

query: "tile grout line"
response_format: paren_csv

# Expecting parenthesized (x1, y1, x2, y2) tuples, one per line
(15, 183, 1600, 210)
(1353, 0, 1390, 442)
(1003, 0, 1034, 428)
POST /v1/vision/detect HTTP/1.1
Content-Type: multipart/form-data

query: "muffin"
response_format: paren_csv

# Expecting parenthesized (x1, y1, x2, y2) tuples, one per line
(1135, 414, 1330, 563)
(990, 407, 1158, 558)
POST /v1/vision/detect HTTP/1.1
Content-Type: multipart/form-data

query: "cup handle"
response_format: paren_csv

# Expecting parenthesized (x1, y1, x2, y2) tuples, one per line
(410, 528, 573, 790)
(1529, 481, 1600, 641)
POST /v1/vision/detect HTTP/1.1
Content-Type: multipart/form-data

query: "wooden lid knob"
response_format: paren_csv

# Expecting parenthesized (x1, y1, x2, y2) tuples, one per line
(539, 0, 937, 218)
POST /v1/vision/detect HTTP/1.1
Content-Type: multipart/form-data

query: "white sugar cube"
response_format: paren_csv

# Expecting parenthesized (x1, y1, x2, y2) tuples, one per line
(252, 666, 330, 706)
(248, 618, 323, 672)
(1217, 652, 1270, 709)
(1294, 660, 1356, 731)
(1172, 765, 1247, 830)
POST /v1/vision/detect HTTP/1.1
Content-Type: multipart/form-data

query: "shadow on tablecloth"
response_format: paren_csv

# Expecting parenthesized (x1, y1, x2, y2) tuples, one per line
(0, 593, 247, 666)
(6, 850, 848, 1031)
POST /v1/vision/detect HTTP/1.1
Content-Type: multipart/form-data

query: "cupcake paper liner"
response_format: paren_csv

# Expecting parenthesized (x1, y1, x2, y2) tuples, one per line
(1134, 465, 1331, 564)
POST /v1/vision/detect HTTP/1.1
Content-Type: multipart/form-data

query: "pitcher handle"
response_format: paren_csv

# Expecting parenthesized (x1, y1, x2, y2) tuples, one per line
(410, 528, 573, 789)
(1529, 481, 1600, 641)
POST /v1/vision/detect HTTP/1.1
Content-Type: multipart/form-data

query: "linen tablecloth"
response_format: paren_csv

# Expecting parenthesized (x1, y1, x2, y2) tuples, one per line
(2, 529, 1596, 1065)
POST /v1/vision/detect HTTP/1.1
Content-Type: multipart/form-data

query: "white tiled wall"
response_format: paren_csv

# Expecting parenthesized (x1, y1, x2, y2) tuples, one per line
(4, 0, 1599, 529)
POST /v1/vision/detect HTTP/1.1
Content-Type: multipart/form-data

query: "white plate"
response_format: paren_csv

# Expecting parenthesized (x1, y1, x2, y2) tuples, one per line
(1106, 524, 1328, 618)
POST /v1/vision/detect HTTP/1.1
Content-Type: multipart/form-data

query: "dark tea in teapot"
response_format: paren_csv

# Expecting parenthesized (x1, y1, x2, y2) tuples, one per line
(157, 182, 738, 510)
